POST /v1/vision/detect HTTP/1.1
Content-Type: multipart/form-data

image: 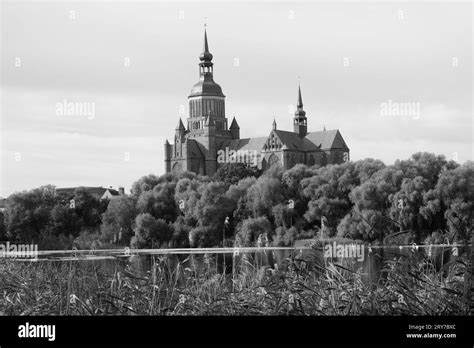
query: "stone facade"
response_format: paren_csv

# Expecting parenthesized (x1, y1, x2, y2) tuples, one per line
(164, 29, 350, 176)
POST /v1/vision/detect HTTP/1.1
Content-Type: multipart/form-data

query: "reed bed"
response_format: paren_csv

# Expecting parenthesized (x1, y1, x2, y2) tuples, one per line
(0, 252, 469, 316)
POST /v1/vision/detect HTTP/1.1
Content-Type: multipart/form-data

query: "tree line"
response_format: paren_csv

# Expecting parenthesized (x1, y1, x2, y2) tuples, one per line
(1, 152, 472, 250)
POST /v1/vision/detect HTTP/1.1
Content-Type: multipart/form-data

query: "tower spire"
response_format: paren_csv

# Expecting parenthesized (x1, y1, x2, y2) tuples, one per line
(176, 118, 185, 130)
(203, 28, 209, 54)
(204, 27, 209, 53)
(297, 83, 303, 108)
(293, 83, 307, 137)
(200, 25, 213, 63)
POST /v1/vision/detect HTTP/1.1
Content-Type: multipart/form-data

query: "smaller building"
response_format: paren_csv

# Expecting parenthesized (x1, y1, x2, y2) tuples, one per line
(55, 186, 124, 200)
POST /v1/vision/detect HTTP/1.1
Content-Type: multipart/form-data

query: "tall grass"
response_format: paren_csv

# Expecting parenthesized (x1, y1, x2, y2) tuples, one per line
(0, 251, 469, 316)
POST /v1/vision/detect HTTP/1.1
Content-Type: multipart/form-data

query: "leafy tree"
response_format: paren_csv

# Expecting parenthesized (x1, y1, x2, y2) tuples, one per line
(337, 209, 384, 241)
(245, 176, 284, 219)
(382, 153, 456, 242)
(101, 195, 138, 246)
(302, 162, 360, 236)
(170, 216, 191, 248)
(421, 162, 474, 242)
(130, 174, 164, 197)
(393, 152, 457, 187)
(353, 158, 386, 183)
(134, 213, 172, 248)
(281, 164, 319, 223)
(264, 163, 285, 181)
(273, 226, 299, 246)
(193, 181, 234, 244)
(174, 176, 207, 226)
(188, 225, 218, 248)
(282, 164, 319, 198)
(137, 181, 178, 222)
(226, 177, 257, 223)
(388, 176, 432, 241)
(70, 188, 105, 230)
(49, 204, 80, 237)
(0, 211, 7, 241)
(338, 166, 405, 241)
(235, 216, 272, 247)
(338, 154, 457, 242)
(225, 177, 257, 203)
(5, 185, 56, 243)
(214, 162, 262, 187)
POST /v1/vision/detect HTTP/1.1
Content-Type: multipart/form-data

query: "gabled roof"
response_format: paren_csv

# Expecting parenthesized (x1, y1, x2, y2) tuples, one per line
(223, 137, 268, 152)
(187, 139, 206, 158)
(56, 187, 119, 197)
(272, 130, 319, 151)
(305, 129, 349, 150)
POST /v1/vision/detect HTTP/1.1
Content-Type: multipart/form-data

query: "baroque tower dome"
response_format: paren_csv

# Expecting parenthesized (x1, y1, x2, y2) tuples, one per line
(189, 28, 225, 98)
(187, 27, 227, 133)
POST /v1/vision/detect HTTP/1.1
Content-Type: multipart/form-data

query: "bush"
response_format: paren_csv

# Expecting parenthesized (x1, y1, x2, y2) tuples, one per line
(134, 213, 172, 248)
(189, 225, 217, 248)
(235, 217, 272, 247)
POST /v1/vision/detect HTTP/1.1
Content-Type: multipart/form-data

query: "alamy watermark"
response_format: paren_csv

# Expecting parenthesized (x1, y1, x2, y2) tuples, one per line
(380, 99, 420, 119)
(55, 99, 95, 119)
(217, 147, 258, 166)
(0, 242, 38, 258)
(323, 242, 365, 262)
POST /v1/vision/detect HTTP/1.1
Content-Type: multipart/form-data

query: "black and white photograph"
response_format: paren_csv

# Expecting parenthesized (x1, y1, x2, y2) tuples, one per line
(0, 0, 472, 346)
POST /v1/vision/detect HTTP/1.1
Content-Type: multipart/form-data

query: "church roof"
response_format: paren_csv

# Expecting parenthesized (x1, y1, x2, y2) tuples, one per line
(218, 129, 349, 153)
(273, 130, 319, 151)
(223, 137, 268, 152)
(305, 129, 349, 150)
(189, 75, 225, 97)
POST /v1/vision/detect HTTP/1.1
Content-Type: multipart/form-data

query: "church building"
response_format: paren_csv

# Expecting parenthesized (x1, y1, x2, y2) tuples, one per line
(164, 29, 350, 176)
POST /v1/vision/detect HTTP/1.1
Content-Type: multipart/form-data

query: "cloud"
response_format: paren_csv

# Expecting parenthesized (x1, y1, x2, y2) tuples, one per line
(1, 1, 472, 196)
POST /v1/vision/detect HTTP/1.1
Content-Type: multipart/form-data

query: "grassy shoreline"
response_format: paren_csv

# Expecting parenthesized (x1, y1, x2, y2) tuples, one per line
(0, 249, 469, 316)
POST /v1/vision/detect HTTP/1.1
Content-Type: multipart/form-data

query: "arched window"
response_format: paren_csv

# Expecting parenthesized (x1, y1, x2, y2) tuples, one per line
(172, 162, 182, 173)
(268, 153, 281, 167)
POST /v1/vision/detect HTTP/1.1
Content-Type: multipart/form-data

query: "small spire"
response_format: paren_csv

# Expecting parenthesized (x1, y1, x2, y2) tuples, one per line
(229, 117, 240, 129)
(200, 25, 213, 62)
(323, 125, 326, 131)
(176, 118, 185, 130)
(294, 83, 306, 117)
(297, 83, 303, 108)
(203, 28, 209, 53)
(272, 117, 277, 130)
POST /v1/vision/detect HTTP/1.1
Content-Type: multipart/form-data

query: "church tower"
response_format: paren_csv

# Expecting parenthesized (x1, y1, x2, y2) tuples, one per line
(186, 27, 232, 175)
(187, 27, 228, 134)
(293, 84, 307, 137)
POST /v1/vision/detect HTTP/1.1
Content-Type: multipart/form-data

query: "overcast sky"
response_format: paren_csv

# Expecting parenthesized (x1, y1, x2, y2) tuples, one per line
(0, 1, 472, 197)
